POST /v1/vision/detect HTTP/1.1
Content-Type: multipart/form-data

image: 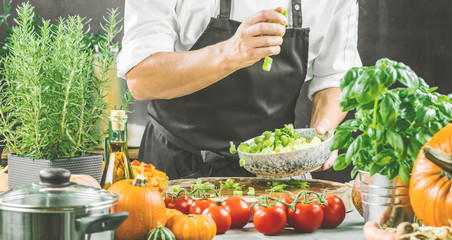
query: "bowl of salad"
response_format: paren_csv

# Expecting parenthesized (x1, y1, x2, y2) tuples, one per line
(230, 124, 334, 178)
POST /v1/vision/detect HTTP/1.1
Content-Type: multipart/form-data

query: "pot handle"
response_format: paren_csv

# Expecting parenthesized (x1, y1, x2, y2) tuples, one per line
(76, 211, 129, 235)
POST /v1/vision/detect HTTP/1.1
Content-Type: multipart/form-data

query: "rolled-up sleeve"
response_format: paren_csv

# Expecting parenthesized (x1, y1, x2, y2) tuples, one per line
(308, 0, 362, 99)
(117, 0, 178, 79)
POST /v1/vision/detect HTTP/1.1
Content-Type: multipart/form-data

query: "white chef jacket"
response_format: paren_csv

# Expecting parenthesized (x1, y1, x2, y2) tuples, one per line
(117, 0, 362, 99)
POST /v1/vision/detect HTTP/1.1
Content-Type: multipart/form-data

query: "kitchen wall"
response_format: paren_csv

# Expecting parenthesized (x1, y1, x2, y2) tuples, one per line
(1, 0, 451, 181)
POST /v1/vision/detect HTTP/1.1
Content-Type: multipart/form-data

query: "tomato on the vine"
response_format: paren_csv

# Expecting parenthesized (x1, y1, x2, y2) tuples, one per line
(253, 199, 286, 216)
(320, 195, 346, 228)
(221, 197, 251, 228)
(164, 194, 194, 214)
(287, 201, 324, 233)
(253, 204, 287, 235)
(202, 206, 232, 234)
(189, 198, 217, 215)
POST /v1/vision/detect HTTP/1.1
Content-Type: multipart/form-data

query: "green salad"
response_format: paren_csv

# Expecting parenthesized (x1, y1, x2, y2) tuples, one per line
(230, 124, 322, 155)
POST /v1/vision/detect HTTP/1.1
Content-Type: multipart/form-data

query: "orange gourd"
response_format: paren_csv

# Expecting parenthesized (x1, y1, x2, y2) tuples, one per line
(409, 123, 452, 227)
(70, 174, 101, 188)
(108, 174, 167, 240)
(166, 214, 216, 240)
(166, 208, 183, 221)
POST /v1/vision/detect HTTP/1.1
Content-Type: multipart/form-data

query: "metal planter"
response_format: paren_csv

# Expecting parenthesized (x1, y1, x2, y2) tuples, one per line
(359, 171, 416, 228)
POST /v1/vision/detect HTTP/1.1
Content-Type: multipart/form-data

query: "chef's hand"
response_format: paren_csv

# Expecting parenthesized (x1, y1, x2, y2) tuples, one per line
(220, 7, 287, 70)
(310, 88, 347, 171)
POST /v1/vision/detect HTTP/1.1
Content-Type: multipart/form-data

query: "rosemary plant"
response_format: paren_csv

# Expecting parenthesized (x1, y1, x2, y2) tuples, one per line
(0, 3, 122, 160)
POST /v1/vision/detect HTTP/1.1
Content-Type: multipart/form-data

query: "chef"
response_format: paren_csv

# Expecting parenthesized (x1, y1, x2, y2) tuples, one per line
(117, 0, 362, 180)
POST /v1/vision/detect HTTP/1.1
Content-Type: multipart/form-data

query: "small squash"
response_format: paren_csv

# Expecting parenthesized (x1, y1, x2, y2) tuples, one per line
(70, 174, 101, 188)
(166, 208, 183, 221)
(166, 214, 216, 240)
(147, 222, 175, 240)
(108, 174, 167, 240)
(409, 122, 452, 227)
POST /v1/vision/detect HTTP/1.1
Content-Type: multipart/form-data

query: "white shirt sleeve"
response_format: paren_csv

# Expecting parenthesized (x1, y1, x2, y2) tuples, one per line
(308, 0, 362, 99)
(117, 0, 179, 79)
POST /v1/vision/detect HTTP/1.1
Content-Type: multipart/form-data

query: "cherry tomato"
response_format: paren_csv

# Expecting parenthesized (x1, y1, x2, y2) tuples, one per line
(287, 201, 324, 233)
(321, 195, 346, 228)
(164, 194, 194, 214)
(253, 204, 287, 235)
(189, 198, 216, 215)
(252, 200, 286, 217)
(202, 206, 232, 234)
(221, 197, 251, 228)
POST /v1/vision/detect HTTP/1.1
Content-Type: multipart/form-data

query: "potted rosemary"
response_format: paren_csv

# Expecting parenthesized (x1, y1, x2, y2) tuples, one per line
(331, 58, 452, 227)
(0, 3, 121, 189)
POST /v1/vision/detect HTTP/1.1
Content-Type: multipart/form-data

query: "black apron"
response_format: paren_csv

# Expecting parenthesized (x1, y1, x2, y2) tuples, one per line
(139, 0, 310, 180)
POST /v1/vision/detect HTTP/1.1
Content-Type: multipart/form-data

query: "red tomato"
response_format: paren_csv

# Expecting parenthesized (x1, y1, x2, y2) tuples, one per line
(287, 201, 324, 233)
(252, 200, 286, 217)
(202, 206, 232, 234)
(320, 195, 346, 228)
(189, 198, 217, 215)
(221, 197, 251, 228)
(253, 204, 287, 235)
(164, 194, 194, 214)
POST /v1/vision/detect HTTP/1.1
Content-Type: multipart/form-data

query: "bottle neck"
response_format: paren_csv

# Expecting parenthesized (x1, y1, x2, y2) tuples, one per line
(109, 118, 127, 143)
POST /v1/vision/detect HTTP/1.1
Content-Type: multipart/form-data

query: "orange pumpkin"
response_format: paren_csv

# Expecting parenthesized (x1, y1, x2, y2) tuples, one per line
(166, 208, 183, 221)
(166, 214, 216, 240)
(108, 174, 167, 240)
(70, 174, 101, 188)
(409, 122, 452, 227)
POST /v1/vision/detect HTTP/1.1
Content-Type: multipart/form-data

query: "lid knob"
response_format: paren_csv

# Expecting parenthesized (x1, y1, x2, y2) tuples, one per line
(38, 168, 72, 187)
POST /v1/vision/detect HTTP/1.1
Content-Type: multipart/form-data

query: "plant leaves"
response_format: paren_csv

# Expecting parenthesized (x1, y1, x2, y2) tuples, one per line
(333, 153, 349, 171)
(396, 68, 419, 90)
(345, 135, 362, 164)
(414, 107, 436, 128)
(398, 162, 410, 183)
(379, 92, 400, 128)
(386, 130, 404, 156)
(330, 129, 353, 151)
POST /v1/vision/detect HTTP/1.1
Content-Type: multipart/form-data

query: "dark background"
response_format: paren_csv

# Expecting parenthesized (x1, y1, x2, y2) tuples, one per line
(1, 0, 451, 182)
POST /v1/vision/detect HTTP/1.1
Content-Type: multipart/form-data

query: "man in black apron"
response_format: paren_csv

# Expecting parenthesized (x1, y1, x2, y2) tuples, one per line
(126, 0, 348, 180)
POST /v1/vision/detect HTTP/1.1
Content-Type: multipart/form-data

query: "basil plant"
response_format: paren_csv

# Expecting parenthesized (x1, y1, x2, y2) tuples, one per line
(331, 58, 452, 183)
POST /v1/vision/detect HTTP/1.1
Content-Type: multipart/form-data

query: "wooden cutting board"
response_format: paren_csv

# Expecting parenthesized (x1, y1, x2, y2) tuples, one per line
(166, 177, 354, 212)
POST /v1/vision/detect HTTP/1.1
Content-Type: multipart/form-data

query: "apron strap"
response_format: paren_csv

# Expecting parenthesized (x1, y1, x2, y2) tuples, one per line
(218, 0, 232, 18)
(292, 0, 303, 28)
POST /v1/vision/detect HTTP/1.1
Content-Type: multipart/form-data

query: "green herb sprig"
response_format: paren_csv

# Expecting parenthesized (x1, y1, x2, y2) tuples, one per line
(0, 3, 122, 160)
(331, 58, 452, 183)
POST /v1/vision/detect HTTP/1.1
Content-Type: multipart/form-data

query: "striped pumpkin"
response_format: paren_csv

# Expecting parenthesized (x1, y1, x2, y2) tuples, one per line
(147, 222, 175, 240)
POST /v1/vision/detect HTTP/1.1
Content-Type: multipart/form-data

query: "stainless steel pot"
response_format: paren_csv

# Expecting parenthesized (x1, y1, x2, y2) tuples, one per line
(0, 168, 128, 240)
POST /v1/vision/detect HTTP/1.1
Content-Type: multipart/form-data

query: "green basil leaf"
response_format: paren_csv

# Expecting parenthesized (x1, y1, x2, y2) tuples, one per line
(372, 153, 393, 166)
(386, 130, 404, 155)
(382, 67, 397, 88)
(400, 102, 416, 122)
(351, 165, 360, 179)
(407, 139, 423, 159)
(397, 68, 419, 90)
(379, 92, 400, 128)
(398, 163, 410, 184)
(340, 67, 360, 89)
(345, 135, 362, 164)
(428, 121, 443, 137)
(438, 102, 452, 117)
(369, 163, 383, 177)
(333, 153, 349, 171)
(330, 130, 353, 151)
(395, 119, 411, 132)
(387, 163, 399, 181)
(414, 107, 436, 128)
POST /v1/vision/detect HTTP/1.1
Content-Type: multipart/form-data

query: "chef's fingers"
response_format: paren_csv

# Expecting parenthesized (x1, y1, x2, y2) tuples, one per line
(246, 22, 286, 37)
(316, 150, 338, 172)
(315, 118, 333, 135)
(251, 46, 281, 59)
(249, 35, 283, 48)
(246, 9, 287, 26)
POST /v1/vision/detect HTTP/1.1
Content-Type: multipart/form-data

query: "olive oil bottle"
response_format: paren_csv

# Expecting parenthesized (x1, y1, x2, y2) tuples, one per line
(100, 110, 134, 189)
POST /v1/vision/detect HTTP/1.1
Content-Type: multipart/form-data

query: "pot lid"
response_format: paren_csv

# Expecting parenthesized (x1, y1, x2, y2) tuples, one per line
(0, 168, 118, 213)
